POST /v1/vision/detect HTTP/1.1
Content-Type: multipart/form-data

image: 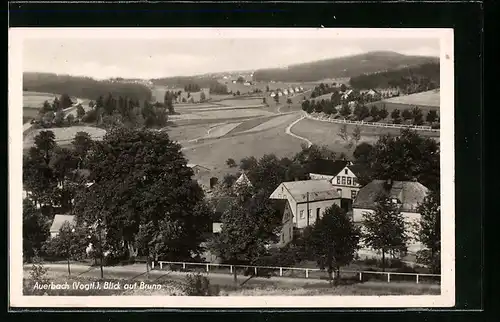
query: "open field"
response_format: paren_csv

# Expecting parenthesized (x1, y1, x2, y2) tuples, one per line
(170, 109, 274, 120)
(367, 89, 440, 113)
(216, 98, 264, 107)
(23, 91, 58, 108)
(204, 122, 242, 139)
(24, 126, 106, 149)
(182, 119, 303, 176)
(242, 113, 298, 133)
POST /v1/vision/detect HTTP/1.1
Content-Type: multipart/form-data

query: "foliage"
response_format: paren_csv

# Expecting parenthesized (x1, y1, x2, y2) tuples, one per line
(76, 104, 85, 118)
(305, 205, 361, 284)
(28, 253, 49, 284)
(353, 142, 373, 164)
(209, 82, 228, 94)
(416, 190, 441, 273)
(23, 199, 50, 261)
(379, 105, 389, 119)
(364, 129, 440, 191)
(339, 102, 351, 117)
(43, 222, 89, 265)
(362, 194, 409, 270)
(183, 273, 219, 296)
(416, 249, 441, 274)
(426, 110, 438, 123)
(353, 103, 370, 120)
(402, 109, 412, 120)
(226, 158, 237, 168)
(184, 83, 201, 92)
(73, 128, 212, 261)
(411, 106, 424, 125)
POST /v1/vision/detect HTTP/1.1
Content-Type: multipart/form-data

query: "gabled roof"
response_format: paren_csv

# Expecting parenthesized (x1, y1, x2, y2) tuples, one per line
(308, 159, 350, 176)
(273, 180, 340, 203)
(234, 172, 253, 188)
(353, 180, 429, 212)
(50, 214, 76, 233)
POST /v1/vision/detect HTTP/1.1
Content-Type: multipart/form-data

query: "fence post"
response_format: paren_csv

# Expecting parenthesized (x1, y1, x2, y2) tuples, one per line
(254, 267, 257, 275)
(183, 262, 186, 270)
(230, 265, 233, 273)
(305, 269, 309, 278)
(206, 264, 209, 272)
(387, 273, 391, 283)
(416, 274, 419, 284)
(152, 261, 155, 269)
(280, 267, 283, 277)
(359, 272, 362, 281)
(160, 262, 163, 270)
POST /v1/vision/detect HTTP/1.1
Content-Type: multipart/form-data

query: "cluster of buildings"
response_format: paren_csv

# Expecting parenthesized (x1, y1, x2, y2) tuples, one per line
(269, 86, 304, 98)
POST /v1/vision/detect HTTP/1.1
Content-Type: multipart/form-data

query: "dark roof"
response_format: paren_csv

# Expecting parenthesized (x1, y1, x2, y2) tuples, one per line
(308, 159, 349, 176)
(347, 164, 371, 178)
(353, 180, 429, 212)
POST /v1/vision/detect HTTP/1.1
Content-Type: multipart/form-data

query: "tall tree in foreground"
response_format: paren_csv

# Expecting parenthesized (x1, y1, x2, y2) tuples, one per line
(73, 127, 212, 261)
(306, 205, 360, 285)
(362, 194, 408, 271)
(23, 199, 50, 262)
(416, 190, 441, 273)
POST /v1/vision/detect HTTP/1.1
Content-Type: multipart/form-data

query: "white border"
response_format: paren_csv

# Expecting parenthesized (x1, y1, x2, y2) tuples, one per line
(9, 28, 455, 308)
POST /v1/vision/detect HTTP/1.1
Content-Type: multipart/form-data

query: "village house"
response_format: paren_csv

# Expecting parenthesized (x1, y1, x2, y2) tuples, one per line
(269, 180, 341, 233)
(342, 89, 354, 100)
(232, 172, 253, 190)
(49, 214, 76, 238)
(283, 89, 289, 95)
(352, 178, 430, 254)
(187, 164, 218, 192)
(295, 87, 300, 92)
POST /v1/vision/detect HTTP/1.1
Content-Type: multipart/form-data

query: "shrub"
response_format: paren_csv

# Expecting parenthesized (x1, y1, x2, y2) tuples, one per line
(29, 254, 49, 284)
(183, 273, 219, 296)
(82, 109, 98, 123)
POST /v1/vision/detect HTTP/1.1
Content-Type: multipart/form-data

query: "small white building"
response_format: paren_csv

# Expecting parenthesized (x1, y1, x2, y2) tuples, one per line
(49, 214, 76, 238)
(270, 92, 276, 98)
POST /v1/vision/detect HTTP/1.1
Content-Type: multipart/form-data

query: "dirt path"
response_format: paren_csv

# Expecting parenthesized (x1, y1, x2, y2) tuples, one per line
(285, 115, 313, 148)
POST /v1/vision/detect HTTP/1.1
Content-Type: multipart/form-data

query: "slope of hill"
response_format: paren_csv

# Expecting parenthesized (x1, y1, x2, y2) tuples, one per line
(23, 72, 153, 102)
(252, 51, 439, 82)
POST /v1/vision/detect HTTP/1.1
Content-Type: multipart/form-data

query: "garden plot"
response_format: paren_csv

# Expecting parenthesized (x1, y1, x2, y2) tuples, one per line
(170, 109, 274, 120)
(383, 89, 440, 107)
(217, 98, 264, 107)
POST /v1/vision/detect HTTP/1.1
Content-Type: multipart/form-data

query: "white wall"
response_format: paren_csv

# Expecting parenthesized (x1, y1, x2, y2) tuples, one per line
(309, 173, 334, 181)
(295, 199, 341, 228)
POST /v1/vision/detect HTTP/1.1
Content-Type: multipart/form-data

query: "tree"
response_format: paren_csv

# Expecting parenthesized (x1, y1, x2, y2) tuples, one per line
(200, 91, 206, 102)
(353, 104, 369, 120)
(41, 100, 53, 114)
(340, 84, 347, 92)
(306, 205, 360, 284)
(239, 156, 258, 172)
(222, 173, 238, 189)
(378, 106, 389, 120)
(237, 76, 245, 84)
(286, 98, 292, 106)
(60, 94, 73, 110)
(411, 106, 424, 125)
(236, 90, 241, 96)
(353, 142, 373, 164)
(76, 104, 85, 118)
(226, 158, 237, 168)
(23, 199, 50, 262)
(43, 222, 88, 276)
(164, 91, 175, 114)
(66, 114, 75, 125)
(262, 97, 267, 105)
(266, 85, 270, 92)
(362, 194, 409, 271)
(73, 128, 212, 261)
(72, 131, 93, 169)
(370, 105, 380, 120)
(351, 126, 362, 147)
(367, 129, 440, 191)
(426, 110, 438, 123)
(34, 130, 56, 165)
(391, 108, 401, 121)
(416, 190, 441, 273)
(402, 109, 412, 120)
(339, 102, 351, 117)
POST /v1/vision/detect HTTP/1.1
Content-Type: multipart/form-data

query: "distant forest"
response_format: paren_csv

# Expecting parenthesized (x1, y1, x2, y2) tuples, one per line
(252, 51, 438, 82)
(23, 73, 152, 102)
(152, 76, 228, 94)
(349, 62, 440, 91)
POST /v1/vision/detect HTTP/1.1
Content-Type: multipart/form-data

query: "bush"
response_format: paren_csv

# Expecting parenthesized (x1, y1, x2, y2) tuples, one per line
(29, 254, 49, 284)
(183, 273, 219, 296)
(82, 109, 98, 123)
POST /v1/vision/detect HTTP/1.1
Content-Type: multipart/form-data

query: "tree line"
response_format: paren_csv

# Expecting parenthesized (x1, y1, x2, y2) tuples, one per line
(24, 72, 152, 102)
(349, 62, 440, 94)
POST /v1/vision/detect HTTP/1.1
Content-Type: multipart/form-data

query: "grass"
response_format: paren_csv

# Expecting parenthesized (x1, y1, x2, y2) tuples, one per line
(226, 115, 280, 135)
(217, 98, 265, 107)
(367, 90, 440, 114)
(182, 122, 303, 176)
(171, 109, 273, 121)
(243, 113, 298, 133)
(23, 91, 58, 108)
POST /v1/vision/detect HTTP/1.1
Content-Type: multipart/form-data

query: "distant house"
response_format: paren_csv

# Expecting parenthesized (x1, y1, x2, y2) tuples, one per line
(187, 163, 210, 175)
(50, 214, 76, 238)
(187, 164, 216, 191)
(244, 82, 252, 86)
(270, 180, 341, 230)
(277, 92, 283, 97)
(233, 172, 253, 189)
(295, 87, 300, 92)
(366, 89, 380, 97)
(283, 89, 289, 95)
(270, 92, 276, 98)
(352, 179, 430, 253)
(299, 86, 304, 91)
(288, 87, 295, 94)
(308, 159, 352, 181)
(342, 89, 353, 100)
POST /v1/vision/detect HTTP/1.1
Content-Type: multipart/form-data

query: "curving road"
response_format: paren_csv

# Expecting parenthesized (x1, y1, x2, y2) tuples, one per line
(285, 114, 313, 148)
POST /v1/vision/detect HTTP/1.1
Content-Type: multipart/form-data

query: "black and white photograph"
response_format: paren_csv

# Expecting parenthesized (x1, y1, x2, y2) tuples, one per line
(9, 28, 455, 308)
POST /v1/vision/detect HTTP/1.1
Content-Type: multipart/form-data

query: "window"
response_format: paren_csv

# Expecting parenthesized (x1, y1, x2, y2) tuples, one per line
(337, 189, 342, 198)
(316, 208, 320, 221)
(347, 177, 352, 185)
(281, 186, 284, 192)
(353, 178, 357, 186)
(337, 177, 341, 184)
(345, 169, 348, 175)
(342, 176, 346, 185)
(300, 210, 305, 219)
(351, 190, 357, 199)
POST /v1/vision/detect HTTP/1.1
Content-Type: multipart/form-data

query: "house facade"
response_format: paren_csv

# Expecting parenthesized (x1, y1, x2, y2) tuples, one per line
(49, 214, 76, 238)
(352, 179, 430, 254)
(270, 180, 341, 231)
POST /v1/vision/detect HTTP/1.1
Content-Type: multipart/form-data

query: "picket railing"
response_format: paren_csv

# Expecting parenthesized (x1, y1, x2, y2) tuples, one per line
(303, 112, 440, 132)
(153, 260, 440, 285)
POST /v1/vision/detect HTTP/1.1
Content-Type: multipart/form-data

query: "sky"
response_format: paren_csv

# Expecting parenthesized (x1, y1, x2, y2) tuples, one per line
(23, 37, 439, 80)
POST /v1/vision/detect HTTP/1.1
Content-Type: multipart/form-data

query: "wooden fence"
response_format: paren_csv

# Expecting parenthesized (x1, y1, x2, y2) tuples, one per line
(303, 112, 440, 132)
(154, 260, 440, 285)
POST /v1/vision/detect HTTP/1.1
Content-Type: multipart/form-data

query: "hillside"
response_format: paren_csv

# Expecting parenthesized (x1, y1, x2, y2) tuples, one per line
(349, 62, 439, 90)
(23, 72, 153, 102)
(252, 51, 439, 82)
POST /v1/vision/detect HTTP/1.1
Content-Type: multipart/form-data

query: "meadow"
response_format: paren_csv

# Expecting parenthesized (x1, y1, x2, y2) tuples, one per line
(24, 126, 107, 149)
(367, 89, 440, 113)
